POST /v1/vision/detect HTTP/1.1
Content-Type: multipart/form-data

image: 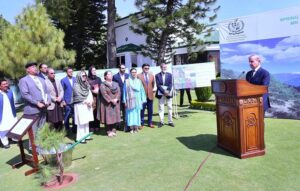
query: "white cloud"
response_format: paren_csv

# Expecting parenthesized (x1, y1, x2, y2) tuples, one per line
(222, 35, 300, 68)
(221, 54, 249, 65)
(221, 47, 235, 52)
(276, 35, 300, 49)
(274, 46, 300, 61)
(237, 43, 281, 56)
(222, 54, 268, 65)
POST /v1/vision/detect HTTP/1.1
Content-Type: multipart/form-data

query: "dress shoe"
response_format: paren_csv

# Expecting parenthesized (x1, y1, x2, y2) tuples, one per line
(107, 131, 114, 137)
(168, 122, 175, 127)
(80, 141, 87, 144)
(148, 124, 155, 128)
(158, 122, 164, 128)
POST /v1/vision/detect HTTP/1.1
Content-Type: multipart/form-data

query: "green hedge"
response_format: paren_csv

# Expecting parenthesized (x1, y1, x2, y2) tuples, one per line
(195, 87, 212, 102)
(190, 100, 216, 111)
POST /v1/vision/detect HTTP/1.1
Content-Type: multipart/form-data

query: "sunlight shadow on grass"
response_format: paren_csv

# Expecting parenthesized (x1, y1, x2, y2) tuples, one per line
(176, 134, 235, 158)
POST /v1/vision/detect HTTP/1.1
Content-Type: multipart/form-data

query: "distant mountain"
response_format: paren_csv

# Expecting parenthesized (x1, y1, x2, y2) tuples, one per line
(221, 69, 245, 79)
(285, 77, 300, 87)
(273, 73, 300, 87)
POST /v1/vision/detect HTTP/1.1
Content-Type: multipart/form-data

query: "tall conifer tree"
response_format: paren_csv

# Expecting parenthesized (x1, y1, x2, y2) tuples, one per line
(0, 15, 10, 39)
(40, 0, 107, 69)
(0, 4, 75, 79)
(130, 0, 219, 65)
(107, 0, 117, 68)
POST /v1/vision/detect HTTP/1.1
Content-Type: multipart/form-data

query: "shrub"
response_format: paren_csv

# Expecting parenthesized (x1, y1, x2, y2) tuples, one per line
(190, 100, 216, 111)
(195, 86, 212, 102)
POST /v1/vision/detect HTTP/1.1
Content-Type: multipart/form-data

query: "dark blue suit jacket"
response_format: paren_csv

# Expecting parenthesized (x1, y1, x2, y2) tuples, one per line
(38, 72, 46, 80)
(0, 89, 16, 123)
(61, 76, 76, 104)
(113, 72, 129, 100)
(155, 72, 173, 99)
(246, 67, 271, 111)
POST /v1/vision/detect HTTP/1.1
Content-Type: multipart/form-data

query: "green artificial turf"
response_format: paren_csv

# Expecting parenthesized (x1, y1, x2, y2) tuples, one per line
(0, 92, 299, 191)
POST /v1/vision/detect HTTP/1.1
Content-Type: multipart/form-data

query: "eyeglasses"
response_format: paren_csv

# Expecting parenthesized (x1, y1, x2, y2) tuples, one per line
(144, 67, 149, 70)
(82, 75, 87, 77)
(49, 72, 55, 74)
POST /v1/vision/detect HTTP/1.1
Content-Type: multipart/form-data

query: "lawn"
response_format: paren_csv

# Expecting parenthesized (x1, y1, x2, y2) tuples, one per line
(0, 92, 299, 191)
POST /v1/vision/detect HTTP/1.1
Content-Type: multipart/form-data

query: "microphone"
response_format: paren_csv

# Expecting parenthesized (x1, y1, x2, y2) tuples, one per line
(237, 71, 245, 79)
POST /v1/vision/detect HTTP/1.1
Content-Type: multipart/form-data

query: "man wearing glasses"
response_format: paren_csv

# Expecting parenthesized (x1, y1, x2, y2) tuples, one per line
(138, 63, 155, 129)
(38, 63, 48, 80)
(45, 68, 65, 129)
(113, 64, 129, 131)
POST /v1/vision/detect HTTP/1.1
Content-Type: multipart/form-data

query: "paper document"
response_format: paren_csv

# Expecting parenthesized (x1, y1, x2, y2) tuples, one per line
(11, 118, 33, 135)
(158, 85, 173, 96)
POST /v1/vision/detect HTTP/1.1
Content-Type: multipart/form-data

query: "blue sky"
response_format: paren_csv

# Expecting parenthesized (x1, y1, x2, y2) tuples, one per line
(221, 35, 300, 74)
(1, 0, 300, 23)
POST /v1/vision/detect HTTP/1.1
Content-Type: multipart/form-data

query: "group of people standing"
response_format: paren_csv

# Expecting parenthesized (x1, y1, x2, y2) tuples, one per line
(0, 54, 270, 149)
(0, 61, 176, 149)
(101, 63, 176, 136)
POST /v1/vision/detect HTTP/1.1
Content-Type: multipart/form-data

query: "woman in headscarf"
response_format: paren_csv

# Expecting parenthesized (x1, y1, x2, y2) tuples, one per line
(73, 70, 94, 143)
(100, 71, 121, 137)
(123, 68, 146, 133)
(87, 66, 102, 132)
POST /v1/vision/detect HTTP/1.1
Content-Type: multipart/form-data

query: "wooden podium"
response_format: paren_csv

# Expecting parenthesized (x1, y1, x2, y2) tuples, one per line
(211, 79, 267, 159)
(6, 115, 40, 175)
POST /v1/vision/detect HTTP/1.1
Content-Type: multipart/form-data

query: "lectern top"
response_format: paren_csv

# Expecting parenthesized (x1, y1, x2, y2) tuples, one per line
(6, 115, 39, 140)
(211, 79, 267, 97)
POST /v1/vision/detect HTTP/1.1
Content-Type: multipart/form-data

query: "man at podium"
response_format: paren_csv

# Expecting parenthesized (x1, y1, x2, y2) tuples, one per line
(246, 54, 271, 112)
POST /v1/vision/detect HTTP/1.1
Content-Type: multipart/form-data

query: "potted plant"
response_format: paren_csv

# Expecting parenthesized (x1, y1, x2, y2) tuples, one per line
(35, 124, 76, 188)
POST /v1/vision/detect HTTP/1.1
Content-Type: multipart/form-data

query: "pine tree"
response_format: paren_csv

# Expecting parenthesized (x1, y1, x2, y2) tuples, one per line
(107, 0, 117, 68)
(0, 15, 10, 39)
(0, 4, 75, 79)
(40, 0, 107, 70)
(130, 0, 219, 65)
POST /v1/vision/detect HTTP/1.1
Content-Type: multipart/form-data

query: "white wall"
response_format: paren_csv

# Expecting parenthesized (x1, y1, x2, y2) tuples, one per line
(115, 17, 147, 47)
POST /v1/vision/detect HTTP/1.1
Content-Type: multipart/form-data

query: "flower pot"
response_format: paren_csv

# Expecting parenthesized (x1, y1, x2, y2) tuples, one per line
(38, 143, 73, 167)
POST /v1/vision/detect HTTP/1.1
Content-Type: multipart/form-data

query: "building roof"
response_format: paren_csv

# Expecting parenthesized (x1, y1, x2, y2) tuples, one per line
(116, 43, 141, 53)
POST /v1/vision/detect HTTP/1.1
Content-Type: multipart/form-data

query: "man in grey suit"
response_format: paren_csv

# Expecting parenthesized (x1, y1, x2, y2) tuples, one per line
(18, 62, 51, 148)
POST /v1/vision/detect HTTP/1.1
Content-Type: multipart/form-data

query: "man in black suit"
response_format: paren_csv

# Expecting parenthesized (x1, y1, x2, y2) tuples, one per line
(246, 54, 271, 112)
(113, 64, 129, 131)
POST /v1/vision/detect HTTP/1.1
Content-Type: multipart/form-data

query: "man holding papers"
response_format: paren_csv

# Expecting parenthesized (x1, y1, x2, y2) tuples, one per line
(155, 63, 175, 128)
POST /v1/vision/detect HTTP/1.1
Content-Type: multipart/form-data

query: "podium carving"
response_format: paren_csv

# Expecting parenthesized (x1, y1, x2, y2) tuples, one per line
(211, 79, 267, 159)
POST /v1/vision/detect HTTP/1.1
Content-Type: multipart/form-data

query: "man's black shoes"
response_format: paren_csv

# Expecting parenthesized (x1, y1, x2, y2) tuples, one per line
(168, 123, 175, 127)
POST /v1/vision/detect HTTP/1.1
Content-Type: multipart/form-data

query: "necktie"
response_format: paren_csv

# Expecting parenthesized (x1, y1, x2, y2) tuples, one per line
(145, 74, 149, 85)
(33, 76, 47, 103)
(33, 76, 43, 91)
